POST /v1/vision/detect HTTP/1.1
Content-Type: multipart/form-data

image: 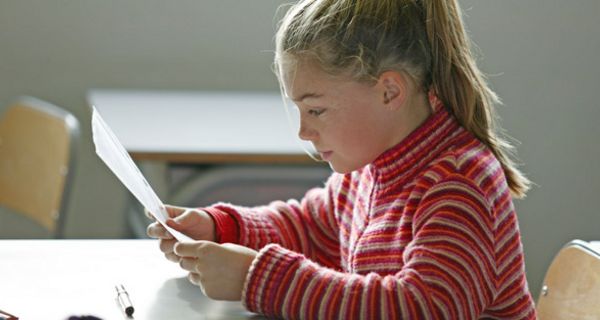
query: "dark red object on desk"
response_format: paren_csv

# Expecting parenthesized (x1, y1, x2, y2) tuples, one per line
(0, 308, 18, 320)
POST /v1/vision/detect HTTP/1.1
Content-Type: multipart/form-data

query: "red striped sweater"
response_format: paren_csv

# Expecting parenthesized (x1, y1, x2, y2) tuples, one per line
(206, 105, 536, 319)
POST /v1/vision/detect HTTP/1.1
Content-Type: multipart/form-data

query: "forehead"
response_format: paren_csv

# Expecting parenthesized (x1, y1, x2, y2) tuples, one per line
(279, 58, 342, 99)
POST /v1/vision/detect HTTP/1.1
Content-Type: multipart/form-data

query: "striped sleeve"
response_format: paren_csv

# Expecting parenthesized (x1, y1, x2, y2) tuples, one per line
(241, 176, 498, 319)
(204, 174, 342, 270)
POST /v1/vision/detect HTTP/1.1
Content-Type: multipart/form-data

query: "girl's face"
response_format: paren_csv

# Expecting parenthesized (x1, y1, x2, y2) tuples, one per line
(282, 61, 414, 173)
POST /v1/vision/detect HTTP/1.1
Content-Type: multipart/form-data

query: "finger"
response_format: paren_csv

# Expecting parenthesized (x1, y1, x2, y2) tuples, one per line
(164, 205, 187, 218)
(147, 222, 174, 239)
(165, 218, 182, 230)
(168, 209, 204, 227)
(159, 238, 177, 254)
(144, 208, 155, 220)
(179, 257, 198, 272)
(146, 222, 164, 238)
(165, 252, 181, 263)
(174, 241, 211, 258)
(188, 272, 203, 286)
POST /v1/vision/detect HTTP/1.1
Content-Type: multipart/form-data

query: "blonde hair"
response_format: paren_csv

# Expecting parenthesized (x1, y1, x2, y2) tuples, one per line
(275, 0, 530, 198)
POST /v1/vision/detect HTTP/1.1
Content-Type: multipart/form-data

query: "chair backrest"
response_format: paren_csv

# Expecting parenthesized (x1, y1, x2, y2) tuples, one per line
(0, 96, 79, 237)
(537, 239, 600, 319)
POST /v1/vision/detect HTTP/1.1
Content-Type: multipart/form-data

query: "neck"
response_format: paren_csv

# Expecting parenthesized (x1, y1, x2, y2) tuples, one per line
(391, 90, 433, 146)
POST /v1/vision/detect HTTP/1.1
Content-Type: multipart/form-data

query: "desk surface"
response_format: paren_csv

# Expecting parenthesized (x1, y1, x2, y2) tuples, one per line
(88, 90, 314, 164)
(0, 240, 259, 319)
(3, 240, 600, 319)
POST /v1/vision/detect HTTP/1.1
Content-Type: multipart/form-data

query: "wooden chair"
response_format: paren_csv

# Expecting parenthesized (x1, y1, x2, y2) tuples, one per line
(537, 239, 600, 319)
(0, 96, 79, 238)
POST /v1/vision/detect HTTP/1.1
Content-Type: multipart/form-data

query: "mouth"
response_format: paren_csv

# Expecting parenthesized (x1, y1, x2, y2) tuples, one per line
(318, 151, 333, 161)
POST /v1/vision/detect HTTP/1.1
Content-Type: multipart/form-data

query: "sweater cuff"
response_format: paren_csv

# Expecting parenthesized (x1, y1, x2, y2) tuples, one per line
(202, 207, 239, 244)
(242, 243, 303, 316)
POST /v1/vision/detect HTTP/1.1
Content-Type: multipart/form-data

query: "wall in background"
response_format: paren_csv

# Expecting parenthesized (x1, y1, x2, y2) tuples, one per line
(462, 0, 600, 297)
(0, 0, 286, 239)
(1, 0, 598, 297)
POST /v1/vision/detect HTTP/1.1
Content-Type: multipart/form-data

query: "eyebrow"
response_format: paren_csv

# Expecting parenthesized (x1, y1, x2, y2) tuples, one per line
(292, 92, 323, 102)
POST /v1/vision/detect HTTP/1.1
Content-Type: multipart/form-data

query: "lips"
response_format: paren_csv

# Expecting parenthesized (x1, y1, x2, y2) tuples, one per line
(319, 151, 333, 161)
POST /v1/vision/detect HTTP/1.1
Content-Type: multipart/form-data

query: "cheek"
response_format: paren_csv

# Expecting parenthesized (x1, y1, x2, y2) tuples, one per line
(333, 121, 373, 154)
(340, 111, 379, 141)
(342, 119, 389, 159)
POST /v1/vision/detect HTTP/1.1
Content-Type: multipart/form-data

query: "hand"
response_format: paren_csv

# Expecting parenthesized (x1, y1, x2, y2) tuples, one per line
(174, 241, 258, 301)
(146, 205, 216, 263)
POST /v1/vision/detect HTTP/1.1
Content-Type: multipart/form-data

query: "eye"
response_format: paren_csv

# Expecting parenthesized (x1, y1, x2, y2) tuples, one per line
(308, 108, 325, 116)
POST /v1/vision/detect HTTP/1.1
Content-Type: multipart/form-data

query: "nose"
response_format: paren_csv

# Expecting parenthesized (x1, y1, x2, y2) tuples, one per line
(298, 117, 318, 141)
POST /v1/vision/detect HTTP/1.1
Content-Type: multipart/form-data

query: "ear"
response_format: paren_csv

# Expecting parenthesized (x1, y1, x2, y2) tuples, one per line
(378, 71, 408, 109)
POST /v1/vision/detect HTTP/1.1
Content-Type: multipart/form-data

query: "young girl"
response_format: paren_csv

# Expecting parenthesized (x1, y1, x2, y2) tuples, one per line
(147, 0, 537, 318)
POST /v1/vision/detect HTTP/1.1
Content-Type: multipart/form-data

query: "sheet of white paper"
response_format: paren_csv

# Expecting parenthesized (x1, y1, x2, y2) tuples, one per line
(91, 107, 192, 242)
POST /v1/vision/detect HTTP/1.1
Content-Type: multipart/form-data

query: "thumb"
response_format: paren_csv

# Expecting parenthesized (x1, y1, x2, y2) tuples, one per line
(164, 205, 186, 218)
(166, 209, 201, 229)
(166, 215, 187, 230)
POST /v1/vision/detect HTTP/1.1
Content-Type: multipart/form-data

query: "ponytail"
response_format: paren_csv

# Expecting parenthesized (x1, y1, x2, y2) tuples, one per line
(423, 0, 531, 198)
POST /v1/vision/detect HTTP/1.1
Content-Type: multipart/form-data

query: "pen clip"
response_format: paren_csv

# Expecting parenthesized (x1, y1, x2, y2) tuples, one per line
(115, 284, 126, 294)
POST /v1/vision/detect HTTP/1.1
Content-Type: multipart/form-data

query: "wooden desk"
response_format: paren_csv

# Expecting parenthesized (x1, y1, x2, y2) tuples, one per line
(0, 240, 260, 319)
(88, 90, 314, 164)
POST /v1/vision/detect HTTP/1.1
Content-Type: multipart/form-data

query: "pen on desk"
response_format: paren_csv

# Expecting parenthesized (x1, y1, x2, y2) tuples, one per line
(116, 284, 134, 317)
